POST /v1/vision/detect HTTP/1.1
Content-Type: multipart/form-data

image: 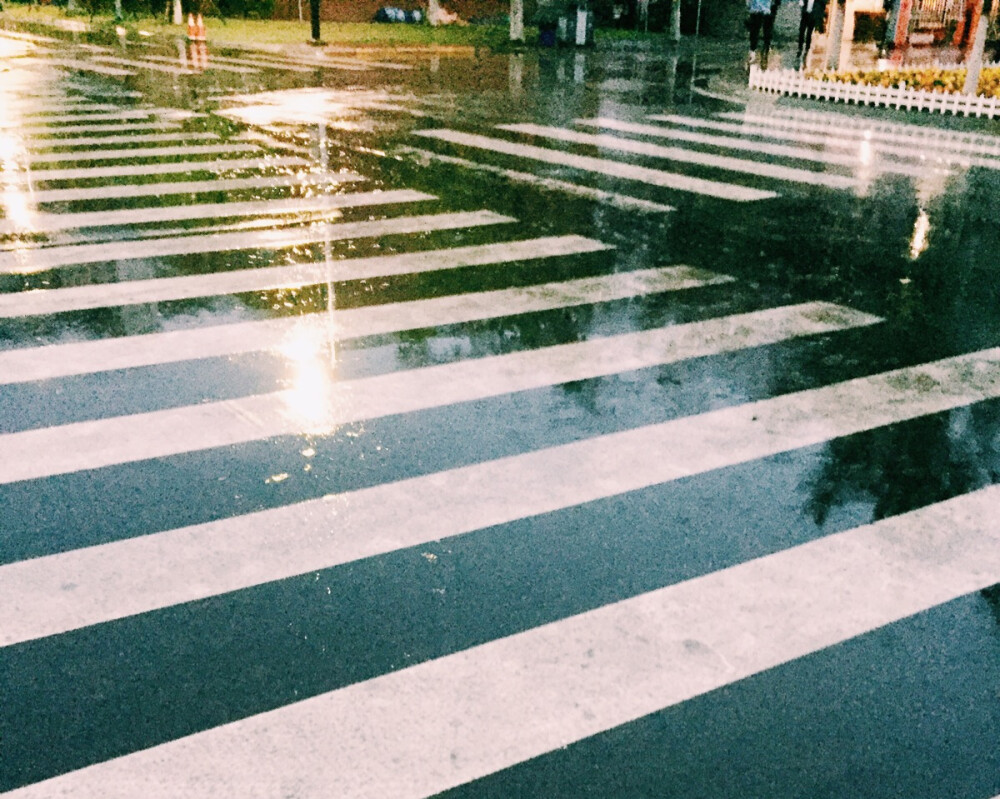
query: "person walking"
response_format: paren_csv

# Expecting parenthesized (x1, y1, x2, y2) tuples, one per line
(797, 0, 824, 63)
(747, 0, 781, 68)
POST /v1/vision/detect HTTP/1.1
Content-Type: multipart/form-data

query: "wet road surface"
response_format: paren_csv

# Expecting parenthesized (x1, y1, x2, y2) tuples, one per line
(1, 22, 1000, 799)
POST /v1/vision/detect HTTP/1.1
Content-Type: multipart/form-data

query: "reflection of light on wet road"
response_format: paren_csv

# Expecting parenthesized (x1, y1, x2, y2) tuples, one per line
(909, 209, 931, 260)
(277, 318, 340, 435)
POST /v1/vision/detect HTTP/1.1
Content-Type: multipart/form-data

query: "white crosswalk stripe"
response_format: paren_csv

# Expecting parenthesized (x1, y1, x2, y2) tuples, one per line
(0, 189, 434, 235)
(412, 128, 779, 201)
(0, 210, 515, 274)
(26, 142, 261, 164)
(0, 235, 609, 316)
(22, 172, 365, 205)
(497, 123, 860, 190)
(21, 155, 312, 182)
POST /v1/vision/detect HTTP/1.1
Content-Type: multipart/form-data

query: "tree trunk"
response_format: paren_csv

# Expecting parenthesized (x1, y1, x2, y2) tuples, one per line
(964, 0, 993, 94)
(310, 0, 321, 42)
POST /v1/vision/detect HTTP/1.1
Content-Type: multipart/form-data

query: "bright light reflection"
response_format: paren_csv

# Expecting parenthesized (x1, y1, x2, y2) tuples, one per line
(277, 318, 340, 434)
(0, 38, 33, 59)
(909, 209, 931, 260)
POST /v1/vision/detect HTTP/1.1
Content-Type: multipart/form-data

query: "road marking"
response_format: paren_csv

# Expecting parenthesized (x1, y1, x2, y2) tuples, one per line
(26, 172, 365, 205)
(27, 143, 260, 164)
(18, 57, 134, 77)
(26, 131, 221, 150)
(90, 55, 201, 75)
(19, 155, 312, 183)
(0, 235, 606, 317)
(21, 121, 182, 136)
(0, 210, 514, 274)
(0, 301, 877, 487)
(0, 264, 723, 384)
(135, 53, 261, 74)
(715, 111, 1000, 164)
(6, 482, 995, 797)
(0, 109, 161, 128)
(8, 102, 120, 115)
(0, 301, 884, 644)
(191, 53, 317, 73)
(576, 117, 929, 177)
(412, 129, 778, 202)
(498, 123, 859, 190)
(401, 146, 676, 213)
(0, 189, 434, 235)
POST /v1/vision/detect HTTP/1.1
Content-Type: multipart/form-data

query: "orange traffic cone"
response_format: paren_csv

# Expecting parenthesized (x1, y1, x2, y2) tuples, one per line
(195, 13, 207, 42)
(186, 13, 197, 40)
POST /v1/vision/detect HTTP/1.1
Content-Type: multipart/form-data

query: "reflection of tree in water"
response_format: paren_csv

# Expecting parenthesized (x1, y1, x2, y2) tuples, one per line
(806, 401, 1000, 526)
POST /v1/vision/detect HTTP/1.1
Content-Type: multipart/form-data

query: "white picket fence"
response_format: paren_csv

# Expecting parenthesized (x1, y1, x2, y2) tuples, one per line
(749, 66, 1000, 119)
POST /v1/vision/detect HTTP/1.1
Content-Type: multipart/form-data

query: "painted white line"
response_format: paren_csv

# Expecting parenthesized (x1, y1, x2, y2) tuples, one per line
(0, 235, 607, 317)
(0, 29, 61, 42)
(18, 58, 134, 77)
(576, 117, 929, 178)
(0, 303, 877, 487)
(0, 189, 434, 235)
(27, 143, 261, 164)
(401, 146, 676, 213)
(0, 302, 884, 642)
(136, 53, 260, 74)
(8, 102, 120, 115)
(715, 111, 1000, 165)
(412, 129, 778, 202)
(7, 481, 995, 797)
(90, 55, 199, 75)
(0, 209, 514, 274)
(499, 123, 859, 191)
(27, 131, 221, 150)
(194, 53, 316, 73)
(0, 109, 158, 129)
(23, 121, 182, 136)
(27, 172, 365, 205)
(0, 264, 720, 384)
(21, 155, 312, 183)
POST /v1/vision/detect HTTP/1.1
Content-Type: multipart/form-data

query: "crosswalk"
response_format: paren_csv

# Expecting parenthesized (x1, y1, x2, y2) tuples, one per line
(3, 33, 1000, 799)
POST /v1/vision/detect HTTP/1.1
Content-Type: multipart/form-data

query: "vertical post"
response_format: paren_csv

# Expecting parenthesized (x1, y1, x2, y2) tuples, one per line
(964, 0, 993, 93)
(670, 0, 682, 41)
(510, 0, 524, 41)
(172, 0, 183, 25)
(428, 0, 441, 25)
(310, 0, 321, 42)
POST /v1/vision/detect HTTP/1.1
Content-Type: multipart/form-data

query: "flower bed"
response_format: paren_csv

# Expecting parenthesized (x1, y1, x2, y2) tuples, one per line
(805, 66, 1000, 98)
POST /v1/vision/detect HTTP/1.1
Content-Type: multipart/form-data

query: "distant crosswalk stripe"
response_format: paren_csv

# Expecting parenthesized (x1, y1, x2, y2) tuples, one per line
(0, 109, 159, 128)
(716, 111, 1000, 163)
(0, 302, 877, 487)
(12, 102, 120, 115)
(0, 235, 606, 317)
(0, 209, 514, 274)
(21, 155, 311, 183)
(27, 131, 221, 150)
(0, 265, 726, 384)
(90, 55, 201, 75)
(0, 189, 434, 235)
(412, 129, 779, 201)
(192, 53, 317, 72)
(7, 482, 995, 797)
(19, 58, 134, 77)
(401, 146, 676, 213)
(575, 117, 928, 177)
(134, 54, 260, 74)
(498, 123, 859, 190)
(24, 121, 182, 136)
(27, 143, 260, 164)
(0, 302, 885, 644)
(26, 172, 365, 205)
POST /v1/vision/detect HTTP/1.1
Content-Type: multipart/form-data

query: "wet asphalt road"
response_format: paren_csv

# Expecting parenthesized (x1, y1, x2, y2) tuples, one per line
(1, 20, 999, 799)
